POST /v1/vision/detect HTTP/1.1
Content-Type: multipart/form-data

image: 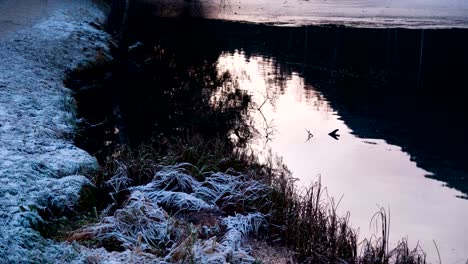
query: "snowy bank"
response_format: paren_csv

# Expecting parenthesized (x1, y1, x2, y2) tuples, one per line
(0, 2, 110, 262)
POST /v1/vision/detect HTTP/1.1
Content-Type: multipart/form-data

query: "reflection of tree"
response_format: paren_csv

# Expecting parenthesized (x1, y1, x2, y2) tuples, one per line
(119, 44, 254, 149)
(70, 13, 262, 157)
(259, 58, 286, 110)
(216, 51, 334, 149)
(257, 107, 276, 145)
(255, 89, 278, 147)
(210, 73, 256, 147)
(303, 84, 333, 115)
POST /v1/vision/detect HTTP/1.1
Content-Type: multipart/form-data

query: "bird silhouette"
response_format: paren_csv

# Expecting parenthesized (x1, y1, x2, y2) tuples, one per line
(305, 129, 314, 142)
(328, 129, 340, 140)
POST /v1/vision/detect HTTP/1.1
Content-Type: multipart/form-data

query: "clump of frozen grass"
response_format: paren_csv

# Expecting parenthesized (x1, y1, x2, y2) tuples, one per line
(70, 191, 177, 254)
(79, 247, 167, 264)
(137, 189, 215, 212)
(195, 172, 270, 213)
(189, 213, 265, 263)
(107, 162, 133, 193)
(151, 163, 202, 193)
(106, 161, 133, 206)
(221, 213, 266, 250)
(102, 159, 269, 214)
(125, 164, 212, 212)
(137, 164, 269, 214)
(69, 160, 269, 263)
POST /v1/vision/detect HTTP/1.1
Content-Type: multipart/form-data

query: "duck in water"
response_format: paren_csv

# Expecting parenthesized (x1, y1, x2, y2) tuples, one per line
(328, 129, 340, 140)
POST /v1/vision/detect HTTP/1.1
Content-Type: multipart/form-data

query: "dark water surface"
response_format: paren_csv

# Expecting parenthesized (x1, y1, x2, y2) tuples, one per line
(75, 12, 468, 263)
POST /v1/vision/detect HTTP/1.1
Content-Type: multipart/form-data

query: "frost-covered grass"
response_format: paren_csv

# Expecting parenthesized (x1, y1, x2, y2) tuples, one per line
(69, 162, 267, 263)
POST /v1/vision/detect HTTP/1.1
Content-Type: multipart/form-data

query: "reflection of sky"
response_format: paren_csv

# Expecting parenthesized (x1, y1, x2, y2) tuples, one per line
(217, 51, 468, 264)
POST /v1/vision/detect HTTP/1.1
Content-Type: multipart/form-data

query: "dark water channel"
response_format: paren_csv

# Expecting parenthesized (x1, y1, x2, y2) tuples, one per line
(74, 12, 468, 263)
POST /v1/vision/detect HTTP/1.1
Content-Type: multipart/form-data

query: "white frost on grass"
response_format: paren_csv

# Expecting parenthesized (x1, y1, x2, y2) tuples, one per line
(195, 172, 270, 212)
(131, 164, 269, 213)
(0, 1, 112, 262)
(142, 190, 216, 212)
(150, 163, 202, 193)
(76, 164, 268, 263)
(191, 213, 265, 264)
(74, 191, 173, 254)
